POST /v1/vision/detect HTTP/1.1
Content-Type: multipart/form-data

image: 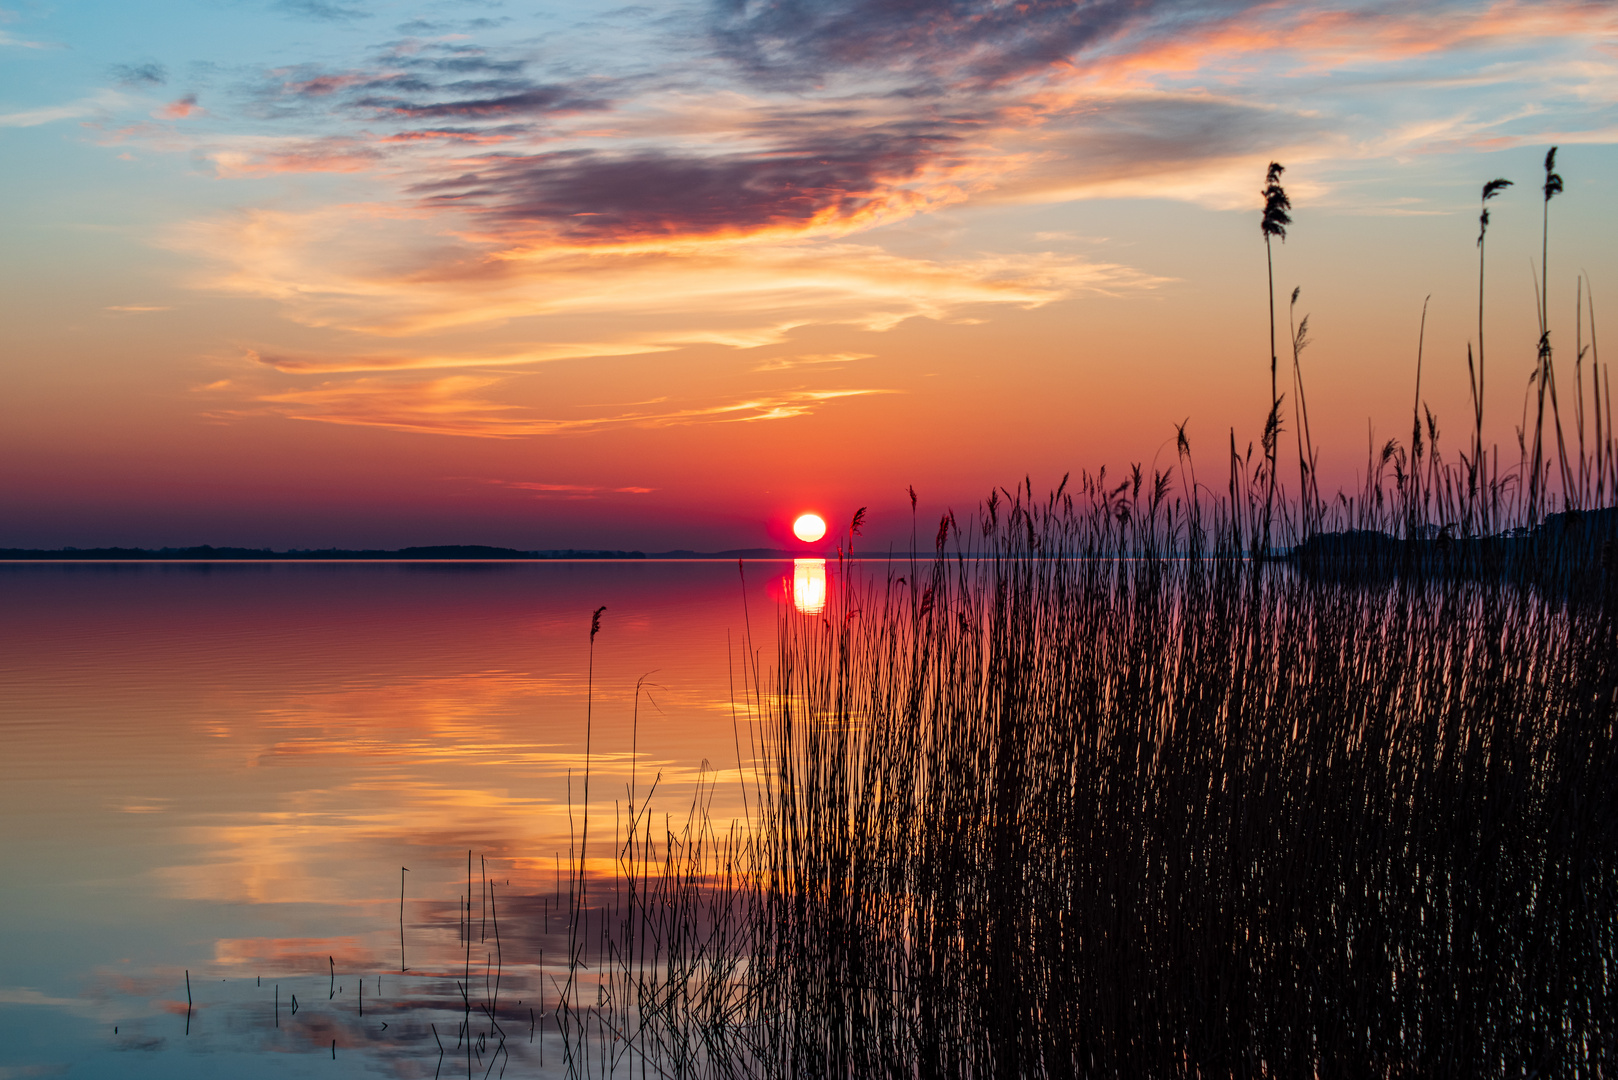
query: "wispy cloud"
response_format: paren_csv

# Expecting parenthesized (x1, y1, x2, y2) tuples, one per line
(473, 478, 657, 497)
(0, 29, 56, 49)
(241, 43, 610, 127)
(708, 0, 1247, 89)
(753, 352, 873, 372)
(0, 90, 124, 127)
(217, 375, 893, 438)
(208, 137, 382, 177)
(244, 342, 673, 375)
(173, 203, 1161, 351)
(110, 62, 167, 86)
(360, 84, 604, 120)
(274, 0, 370, 22)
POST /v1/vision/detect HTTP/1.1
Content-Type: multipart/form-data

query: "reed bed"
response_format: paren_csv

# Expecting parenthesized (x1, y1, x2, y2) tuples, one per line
(530, 467, 1616, 1079)
(747, 491, 1616, 1079)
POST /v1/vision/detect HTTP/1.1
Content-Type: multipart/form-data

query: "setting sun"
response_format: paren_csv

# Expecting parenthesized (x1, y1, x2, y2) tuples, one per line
(792, 514, 827, 543)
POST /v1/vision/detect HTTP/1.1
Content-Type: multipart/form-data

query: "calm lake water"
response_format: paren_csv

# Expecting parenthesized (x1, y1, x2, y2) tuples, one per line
(0, 560, 817, 1078)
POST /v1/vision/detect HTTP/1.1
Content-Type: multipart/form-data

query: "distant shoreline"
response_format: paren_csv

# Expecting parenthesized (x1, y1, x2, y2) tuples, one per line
(0, 544, 844, 562)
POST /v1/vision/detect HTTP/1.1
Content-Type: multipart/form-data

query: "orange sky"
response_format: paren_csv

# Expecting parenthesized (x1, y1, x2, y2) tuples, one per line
(2, 0, 1616, 548)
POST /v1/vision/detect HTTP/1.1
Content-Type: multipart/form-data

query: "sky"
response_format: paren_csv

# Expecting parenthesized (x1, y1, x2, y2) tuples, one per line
(2, 0, 1616, 550)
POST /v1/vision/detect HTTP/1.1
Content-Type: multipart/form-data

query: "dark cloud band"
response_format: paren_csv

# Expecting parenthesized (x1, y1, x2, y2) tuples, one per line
(414, 129, 962, 240)
(710, 0, 1251, 86)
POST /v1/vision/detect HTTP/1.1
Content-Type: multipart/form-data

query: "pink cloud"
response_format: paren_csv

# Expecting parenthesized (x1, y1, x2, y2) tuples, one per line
(282, 73, 366, 96)
(210, 138, 383, 177)
(155, 93, 200, 119)
(476, 479, 657, 497)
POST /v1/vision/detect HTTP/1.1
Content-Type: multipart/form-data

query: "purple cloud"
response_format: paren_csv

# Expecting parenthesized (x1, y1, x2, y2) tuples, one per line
(709, 0, 1245, 86)
(413, 127, 963, 240)
(358, 85, 606, 120)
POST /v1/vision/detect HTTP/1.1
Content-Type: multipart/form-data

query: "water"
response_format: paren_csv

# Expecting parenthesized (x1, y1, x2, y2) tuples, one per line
(0, 560, 805, 1078)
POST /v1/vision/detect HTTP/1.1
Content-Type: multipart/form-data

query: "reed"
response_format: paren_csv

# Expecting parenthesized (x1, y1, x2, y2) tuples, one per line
(1288, 287, 1320, 535)
(1260, 162, 1293, 558)
(1530, 148, 1568, 522)
(1470, 176, 1512, 533)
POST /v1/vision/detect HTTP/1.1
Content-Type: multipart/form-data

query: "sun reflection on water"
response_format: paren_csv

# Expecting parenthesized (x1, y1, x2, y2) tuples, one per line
(793, 559, 827, 615)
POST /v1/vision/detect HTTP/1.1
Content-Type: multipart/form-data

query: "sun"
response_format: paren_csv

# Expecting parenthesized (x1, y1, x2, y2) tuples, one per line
(792, 513, 827, 543)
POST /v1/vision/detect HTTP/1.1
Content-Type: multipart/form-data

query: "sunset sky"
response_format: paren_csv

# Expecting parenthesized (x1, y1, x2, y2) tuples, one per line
(2, 0, 1616, 550)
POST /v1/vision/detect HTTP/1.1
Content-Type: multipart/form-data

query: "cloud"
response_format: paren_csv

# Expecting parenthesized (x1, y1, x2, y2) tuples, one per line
(208, 137, 382, 177)
(95, 0, 1618, 444)
(228, 375, 892, 437)
(357, 83, 607, 120)
(155, 93, 200, 119)
(244, 342, 671, 374)
(244, 45, 596, 127)
(753, 352, 873, 371)
(378, 127, 526, 145)
(274, 0, 370, 21)
(0, 29, 55, 49)
(415, 128, 975, 242)
(474, 479, 658, 496)
(110, 62, 167, 86)
(385, 55, 529, 79)
(990, 91, 1335, 209)
(0, 90, 124, 127)
(145, 0, 1615, 237)
(709, 0, 1260, 89)
(709, 0, 1618, 100)
(173, 203, 1162, 351)
(106, 305, 172, 313)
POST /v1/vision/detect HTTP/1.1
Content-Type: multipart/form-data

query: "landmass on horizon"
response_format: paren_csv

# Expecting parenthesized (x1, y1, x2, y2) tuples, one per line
(0, 544, 842, 561)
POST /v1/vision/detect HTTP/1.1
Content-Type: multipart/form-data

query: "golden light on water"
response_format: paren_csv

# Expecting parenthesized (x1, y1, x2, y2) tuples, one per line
(793, 559, 827, 615)
(792, 513, 827, 543)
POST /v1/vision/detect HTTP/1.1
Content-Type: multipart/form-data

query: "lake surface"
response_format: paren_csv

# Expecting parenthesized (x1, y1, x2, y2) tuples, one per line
(0, 560, 817, 1078)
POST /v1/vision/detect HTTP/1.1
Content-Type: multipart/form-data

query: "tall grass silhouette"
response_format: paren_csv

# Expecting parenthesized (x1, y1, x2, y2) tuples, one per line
(751, 482, 1615, 1078)
(1260, 161, 1293, 557)
(1530, 147, 1568, 523)
(1470, 176, 1512, 534)
(536, 470, 1614, 1078)
(480, 153, 1618, 1078)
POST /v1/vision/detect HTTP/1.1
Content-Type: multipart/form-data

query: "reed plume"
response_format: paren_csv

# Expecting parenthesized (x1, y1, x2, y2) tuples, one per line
(1531, 148, 1567, 520)
(1260, 161, 1292, 556)
(1470, 177, 1512, 532)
